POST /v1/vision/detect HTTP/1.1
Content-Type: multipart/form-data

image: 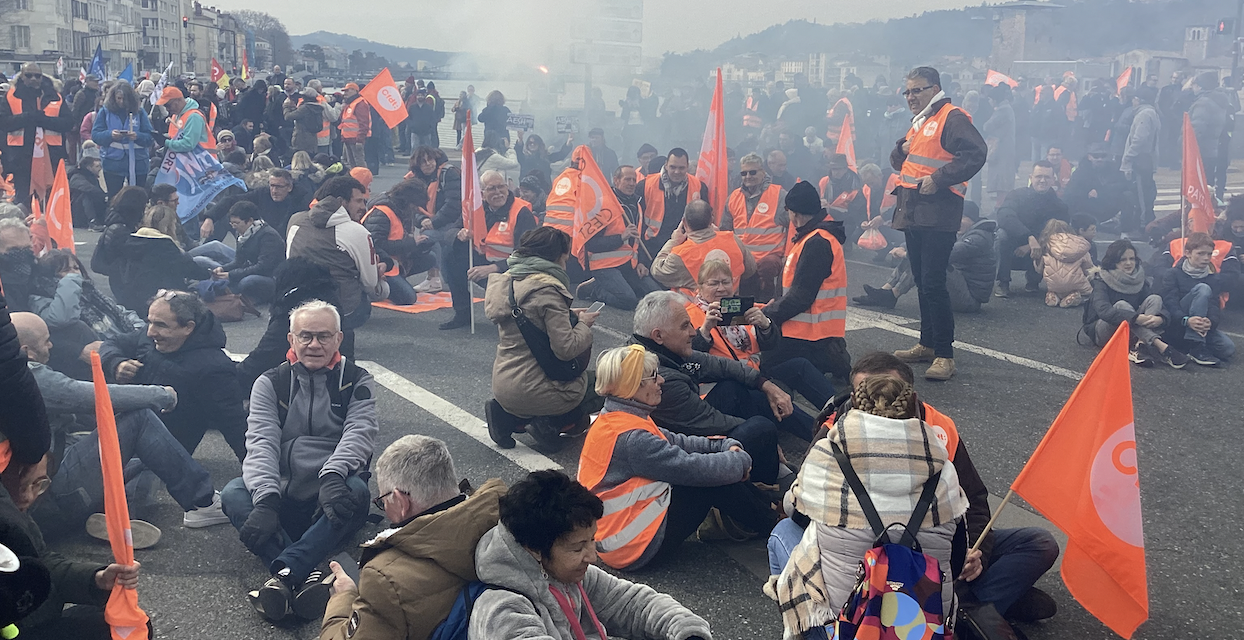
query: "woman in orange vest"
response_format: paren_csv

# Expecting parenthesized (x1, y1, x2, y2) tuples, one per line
(578, 345, 776, 570)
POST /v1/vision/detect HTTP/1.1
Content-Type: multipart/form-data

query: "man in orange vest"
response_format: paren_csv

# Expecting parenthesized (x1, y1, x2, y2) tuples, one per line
(722, 152, 787, 299)
(362, 178, 436, 305)
(635, 144, 657, 178)
(640, 148, 709, 259)
(818, 153, 866, 237)
(651, 200, 755, 292)
(186, 80, 219, 150)
(888, 66, 987, 382)
(338, 83, 370, 171)
(574, 165, 662, 310)
(762, 181, 851, 380)
(0, 63, 71, 205)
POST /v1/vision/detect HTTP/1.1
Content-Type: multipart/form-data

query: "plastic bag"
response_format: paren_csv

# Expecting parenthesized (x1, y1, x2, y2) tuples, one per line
(858, 227, 888, 251)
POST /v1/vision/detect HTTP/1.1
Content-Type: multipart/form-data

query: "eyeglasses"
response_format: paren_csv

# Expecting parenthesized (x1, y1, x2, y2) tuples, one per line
(902, 86, 934, 97)
(373, 488, 408, 511)
(22, 476, 51, 497)
(640, 372, 660, 384)
(739, 169, 760, 177)
(23, 73, 42, 80)
(294, 331, 338, 345)
(154, 289, 189, 301)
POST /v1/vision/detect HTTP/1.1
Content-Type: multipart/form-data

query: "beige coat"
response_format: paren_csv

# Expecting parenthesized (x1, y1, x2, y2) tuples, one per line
(1036, 232, 1094, 298)
(484, 271, 592, 418)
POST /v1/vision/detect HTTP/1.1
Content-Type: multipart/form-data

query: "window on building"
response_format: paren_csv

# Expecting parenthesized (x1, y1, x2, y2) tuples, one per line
(58, 28, 72, 52)
(11, 26, 32, 50)
(15, 0, 31, 10)
(72, 0, 88, 18)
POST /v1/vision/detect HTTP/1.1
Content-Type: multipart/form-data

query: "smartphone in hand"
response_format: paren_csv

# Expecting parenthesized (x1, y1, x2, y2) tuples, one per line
(719, 297, 755, 325)
(587, 301, 606, 313)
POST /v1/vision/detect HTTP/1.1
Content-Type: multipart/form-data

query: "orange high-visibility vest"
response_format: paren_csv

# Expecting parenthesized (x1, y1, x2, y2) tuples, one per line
(880, 174, 898, 212)
(817, 176, 859, 219)
(898, 102, 970, 199)
(361, 204, 404, 277)
(482, 197, 531, 261)
(781, 228, 846, 340)
(1169, 238, 1234, 307)
(671, 230, 745, 291)
(728, 184, 785, 262)
(587, 213, 637, 271)
(578, 411, 671, 570)
(315, 94, 330, 145)
(167, 108, 213, 151)
(543, 172, 576, 232)
(743, 96, 763, 129)
(1052, 86, 1078, 121)
(685, 301, 762, 370)
(641, 173, 703, 241)
(6, 90, 63, 147)
(339, 98, 369, 140)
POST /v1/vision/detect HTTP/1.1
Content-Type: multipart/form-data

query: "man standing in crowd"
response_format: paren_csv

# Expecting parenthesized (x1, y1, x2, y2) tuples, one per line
(888, 66, 987, 382)
(652, 200, 755, 293)
(587, 128, 619, 179)
(640, 149, 709, 260)
(1121, 85, 1160, 227)
(0, 63, 72, 205)
(186, 81, 219, 148)
(158, 86, 211, 155)
(723, 152, 788, 300)
(338, 83, 371, 170)
(1188, 72, 1229, 198)
(994, 161, 1069, 298)
(222, 299, 377, 623)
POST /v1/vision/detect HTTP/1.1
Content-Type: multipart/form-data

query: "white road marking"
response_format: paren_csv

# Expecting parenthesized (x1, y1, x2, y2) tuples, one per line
(592, 324, 630, 341)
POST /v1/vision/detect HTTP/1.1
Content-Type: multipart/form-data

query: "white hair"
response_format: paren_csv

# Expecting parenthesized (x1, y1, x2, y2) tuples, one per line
(308, 79, 322, 91)
(738, 153, 764, 167)
(375, 435, 460, 511)
(595, 346, 659, 397)
(288, 299, 340, 332)
(480, 169, 506, 185)
(633, 291, 685, 337)
(0, 217, 31, 234)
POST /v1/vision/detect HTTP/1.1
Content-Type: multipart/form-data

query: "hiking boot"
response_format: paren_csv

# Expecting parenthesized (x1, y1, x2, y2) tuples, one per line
(1157, 346, 1188, 369)
(852, 284, 897, 309)
(924, 357, 956, 381)
(993, 283, 1010, 298)
(1187, 345, 1222, 367)
(1129, 342, 1155, 368)
(248, 576, 293, 622)
(184, 491, 230, 528)
(1005, 586, 1057, 623)
(86, 513, 162, 550)
(894, 343, 935, 363)
(1059, 291, 1084, 308)
(291, 570, 334, 620)
(438, 315, 469, 330)
(485, 399, 520, 449)
(414, 276, 442, 293)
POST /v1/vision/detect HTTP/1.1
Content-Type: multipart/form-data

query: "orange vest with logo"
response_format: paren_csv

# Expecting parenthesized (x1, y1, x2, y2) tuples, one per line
(728, 184, 785, 262)
(6, 90, 63, 147)
(641, 173, 703, 241)
(482, 197, 531, 261)
(781, 228, 846, 340)
(671, 231, 745, 291)
(543, 172, 576, 232)
(685, 302, 762, 370)
(898, 102, 970, 199)
(578, 411, 671, 570)
(340, 98, 369, 141)
(167, 108, 214, 150)
(587, 213, 637, 271)
(361, 204, 404, 276)
(315, 94, 331, 144)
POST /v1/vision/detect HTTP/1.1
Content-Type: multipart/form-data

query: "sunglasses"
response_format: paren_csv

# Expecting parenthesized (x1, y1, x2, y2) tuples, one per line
(902, 86, 934, 97)
(739, 169, 760, 177)
(23, 73, 42, 80)
(154, 289, 189, 301)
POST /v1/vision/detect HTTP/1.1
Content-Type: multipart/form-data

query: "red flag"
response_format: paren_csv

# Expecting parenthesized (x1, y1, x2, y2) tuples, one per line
(46, 160, 74, 254)
(1116, 67, 1133, 95)
(695, 68, 728, 225)
(835, 110, 857, 172)
(568, 146, 625, 266)
(241, 50, 249, 80)
(985, 69, 1019, 88)
(460, 115, 487, 253)
(1182, 113, 1215, 235)
(1011, 323, 1147, 638)
(360, 68, 408, 129)
(209, 58, 224, 84)
(90, 352, 151, 640)
(29, 127, 54, 203)
(29, 199, 51, 257)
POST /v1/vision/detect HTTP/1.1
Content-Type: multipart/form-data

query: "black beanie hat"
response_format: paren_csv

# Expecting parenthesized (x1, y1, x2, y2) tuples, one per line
(785, 180, 823, 216)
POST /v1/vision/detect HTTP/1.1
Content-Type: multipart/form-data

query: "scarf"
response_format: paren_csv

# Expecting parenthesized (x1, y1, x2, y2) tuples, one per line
(236, 218, 266, 246)
(601, 394, 655, 419)
(1181, 258, 1212, 279)
(911, 91, 949, 131)
(1098, 265, 1146, 294)
(660, 168, 688, 198)
(505, 255, 570, 291)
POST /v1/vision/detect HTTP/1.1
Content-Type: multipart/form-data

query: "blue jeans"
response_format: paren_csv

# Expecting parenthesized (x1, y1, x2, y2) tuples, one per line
(906, 228, 957, 358)
(762, 357, 835, 410)
(235, 275, 276, 303)
(188, 241, 236, 270)
(1180, 283, 1236, 359)
(220, 474, 370, 583)
(387, 274, 419, 305)
(588, 266, 661, 311)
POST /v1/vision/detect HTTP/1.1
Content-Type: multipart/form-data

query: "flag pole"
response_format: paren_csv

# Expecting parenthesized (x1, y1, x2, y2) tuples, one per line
(969, 488, 1015, 554)
(469, 247, 476, 334)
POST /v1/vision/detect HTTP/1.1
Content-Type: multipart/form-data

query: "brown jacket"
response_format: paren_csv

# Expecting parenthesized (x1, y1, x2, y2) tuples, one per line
(320, 479, 506, 640)
(888, 97, 988, 233)
(484, 272, 592, 419)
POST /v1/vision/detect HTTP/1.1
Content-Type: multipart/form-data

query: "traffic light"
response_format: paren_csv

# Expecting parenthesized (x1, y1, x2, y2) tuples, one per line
(182, 16, 188, 29)
(1218, 19, 1234, 35)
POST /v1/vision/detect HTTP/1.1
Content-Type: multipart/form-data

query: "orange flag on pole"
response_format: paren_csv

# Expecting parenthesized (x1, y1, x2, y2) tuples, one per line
(360, 68, 408, 129)
(567, 145, 625, 267)
(90, 352, 150, 640)
(29, 198, 51, 256)
(1116, 67, 1133, 95)
(1011, 322, 1147, 638)
(46, 160, 74, 254)
(29, 128, 54, 204)
(460, 114, 487, 253)
(1181, 113, 1215, 235)
(985, 69, 1019, 88)
(695, 68, 728, 225)
(836, 110, 857, 172)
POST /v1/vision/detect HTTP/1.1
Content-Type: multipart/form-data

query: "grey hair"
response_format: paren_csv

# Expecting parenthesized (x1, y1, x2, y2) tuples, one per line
(738, 153, 764, 168)
(0, 216, 30, 233)
(308, 79, 323, 91)
(633, 291, 686, 337)
(906, 66, 941, 89)
(375, 435, 460, 511)
(480, 169, 506, 185)
(289, 299, 341, 332)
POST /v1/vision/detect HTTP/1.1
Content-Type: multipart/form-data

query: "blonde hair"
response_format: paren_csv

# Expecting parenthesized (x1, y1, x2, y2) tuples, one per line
(1039, 218, 1073, 248)
(696, 259, 734, 286)
(851, 375, 918, 419)
(595, 345, 658, 398)
(142, 204, 186, 249)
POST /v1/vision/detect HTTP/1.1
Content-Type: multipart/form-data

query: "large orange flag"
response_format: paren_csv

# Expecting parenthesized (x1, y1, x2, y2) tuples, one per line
(566, 145, 625, 267)
(45, 160, 74, 254)
(90, 352, 150, 640)
(1116, 67, 1133, 95)
(1011, 322, 1147, 638)
(460, 115, 487, 253)
(836, 110, 857, 172)
(695, 68, 728, 225)
(985, 69, 1019, 88)
(29, 128, 54, 204)
(360, 68, 408, 129)
(1181, 113, 1215, 235)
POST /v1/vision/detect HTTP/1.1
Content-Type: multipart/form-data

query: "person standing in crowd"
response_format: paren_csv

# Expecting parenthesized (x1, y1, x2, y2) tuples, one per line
(982, 83, 1017, 209)
(724, 152, 788, 300)
(640, 149, 708, 260)
(651, 200, 755, 293)
(1084, 239, 1186, 368)
(587, 128, 620, 180)
(285, 88, 325, 158)
(1188, 72, 1229, 198)
(994, 161, 1070, 299)
(573, 165, 661, 311)
(69, 73, 101, 161)
(515, 131, 571, 192)
(406, 87, 437, 151)
(1121, 85, 1160, 228)
(235, 79, 267, 130)
(90, 81, 153, 199)
(185, 81, 219, 147)
(0, 63, 71, 206)
(337, 83, 370, 171)
(477, 90, 512, 142)
(158, 85, 211, 159)
(222, 299, 377, 623)
(1213, 75, 1240, 200)
(440, 170, 537, 331)
(469, 470, 714, 639)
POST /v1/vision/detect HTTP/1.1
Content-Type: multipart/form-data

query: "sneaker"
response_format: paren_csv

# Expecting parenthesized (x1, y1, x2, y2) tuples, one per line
(438, 315, 470, 330)
(291, 570, 334, 620)
(248, 576, 293, 622)
(1024, 282, 1041, 293)
(184, 491, 230, 528)
(1005, 586, 1057, 623)
(1157, 345, 1189, 369)
(1129, 343, 1155, 368)
(86, 513, 162, 550)
(852, 284, 897, 309)
(924, 357, 956, 381)
(893, 343, 935, 363)
(485, 399, 518, 449)
(993, 283, 1010, 298)
(414, 276, 442, 293)
(1187, 345, 1222, 367)
(1045, 291, 1059, 307)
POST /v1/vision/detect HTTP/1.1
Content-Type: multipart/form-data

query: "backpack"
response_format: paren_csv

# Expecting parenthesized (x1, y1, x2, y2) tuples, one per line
(428, 581, 529, 640)
(829, 441, 951, 640)
(264, 359, 364, 425)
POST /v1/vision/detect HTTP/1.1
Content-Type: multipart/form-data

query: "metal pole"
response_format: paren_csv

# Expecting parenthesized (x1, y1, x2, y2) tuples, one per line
(1234, 0, 1244, 86)
(468, 245, 476, 334)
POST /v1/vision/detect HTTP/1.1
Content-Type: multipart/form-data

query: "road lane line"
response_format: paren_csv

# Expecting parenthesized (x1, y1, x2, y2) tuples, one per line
(592, 324, 631, 341)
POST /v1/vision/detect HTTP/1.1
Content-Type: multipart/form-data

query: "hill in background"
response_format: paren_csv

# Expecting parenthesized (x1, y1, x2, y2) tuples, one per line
(290, 31, 453, 67)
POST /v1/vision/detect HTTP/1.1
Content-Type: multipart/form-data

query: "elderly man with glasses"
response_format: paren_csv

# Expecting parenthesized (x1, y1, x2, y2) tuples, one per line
(220, 299, 377, 624)
(0, 63, 72, 206)
(201, 168, 311, 240)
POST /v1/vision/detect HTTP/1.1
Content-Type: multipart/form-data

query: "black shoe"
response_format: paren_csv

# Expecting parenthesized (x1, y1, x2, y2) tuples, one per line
(1187, 345, 1222, 367)
(1129, 342, 1155, 368)
(438, 315, 469, 330)
(1157, 346, 1189, 369)
(1004, 587, 1057, 623)
(575, 278, 598, 302)
(853, 284, 898, 309)
(1023, 282, 1041, 294)
(527, 417, 570, 452)
(248, 576, 293, 622)
(291, 570, 333, 620)
(485, 399, 518, 449)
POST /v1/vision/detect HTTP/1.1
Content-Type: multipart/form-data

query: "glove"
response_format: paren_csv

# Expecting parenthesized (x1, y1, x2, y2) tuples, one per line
(318, 473, 355, 527)
(238, 494, 282, 551)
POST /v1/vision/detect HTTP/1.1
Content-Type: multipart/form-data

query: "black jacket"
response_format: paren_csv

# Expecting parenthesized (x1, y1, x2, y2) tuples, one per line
(424, 165, 465, 232)
(1064, 158, 1130, 223)
(0, 80, 72, 165)
(111, 230, 211, 312)
(0, 290, 51, 465)
(234, 87, 266, 127)
(363, 197, 428, 276)
(90, 208, 138, 277)
(1157, 257, 1241, 331)
(628, 334, 764, 436)
(222, 223, 285, 282)
(950, 219, 999, 303)
(205, 184, 312, 236)
(996, 186, 1069, 243)
(889, 98, 988, 233)
(765, 214, 846, 328)
(67, 168, 106, 227)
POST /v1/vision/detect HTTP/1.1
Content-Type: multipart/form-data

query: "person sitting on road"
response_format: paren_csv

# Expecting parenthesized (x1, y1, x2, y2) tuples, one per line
(689, 259, 834, 410)
(12, 312, 227, 544)
(202, 168, 312, 239)
(32, 250, 144, 344)
(1063, 143, 1131, 229)
(578, 345, 776, 571)
(994, 161, 1069, 298)
(1084, 239, 1186, 368)
(572, 165, 663, 310)
(1156, 232, 1237, 367)
(854, 202, 997, 313)
(235, 258, 343, 390)
(90, 185, 148, 283)
(362, 177, 437, 306)
(484, 227, 598, 451)
(320, 435, 507, 640)
(222, 299, 377, 623)
(469, 470, 713, 640)
(98, 290, 248, 461)
(1033, 218, 1094, 308)
(199, 201, 286, 305)
(651, 200, 755, 293)
(767, 374, 969, 639)
(112, 204, 210, 312)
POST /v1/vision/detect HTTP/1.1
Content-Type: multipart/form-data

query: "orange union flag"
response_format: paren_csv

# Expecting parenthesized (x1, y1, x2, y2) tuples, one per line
(695, 67, 728, 225)
(360, 68, 408, 129)
(568, 145, 624, 267)
(46, 160, 75, 254)
(1181, 113, 1215, 235)
(1011, 322, 1147, 638)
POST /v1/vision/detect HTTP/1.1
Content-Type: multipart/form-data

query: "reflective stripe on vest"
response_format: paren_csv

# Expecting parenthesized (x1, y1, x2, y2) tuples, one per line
(671, 231, 745, 290)
(781, 228, 847, 340)
(6, 90, 63, 147)
(482, 197, 530, 261)
(577, 412, 671, 569)
(898, 102, 968, 199)
(641, 173, 703, 241)
(340, 99, 366, 139)
(316, 95, 330, 142)
(361, 204, 404, 276)
(728, 184, 785, 262)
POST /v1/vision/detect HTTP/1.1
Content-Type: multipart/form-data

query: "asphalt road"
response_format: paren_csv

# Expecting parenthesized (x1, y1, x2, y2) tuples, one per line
(47, 165, 1244, 640)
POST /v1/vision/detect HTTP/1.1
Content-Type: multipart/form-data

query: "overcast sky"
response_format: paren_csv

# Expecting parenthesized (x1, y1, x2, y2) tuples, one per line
(213, 0, 982, 55)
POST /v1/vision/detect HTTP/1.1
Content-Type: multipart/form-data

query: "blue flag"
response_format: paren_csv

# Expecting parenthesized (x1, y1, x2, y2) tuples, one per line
(89, 44, 106, 79)
(117, 62, 133, 85)
(154, 148, 246, 223)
